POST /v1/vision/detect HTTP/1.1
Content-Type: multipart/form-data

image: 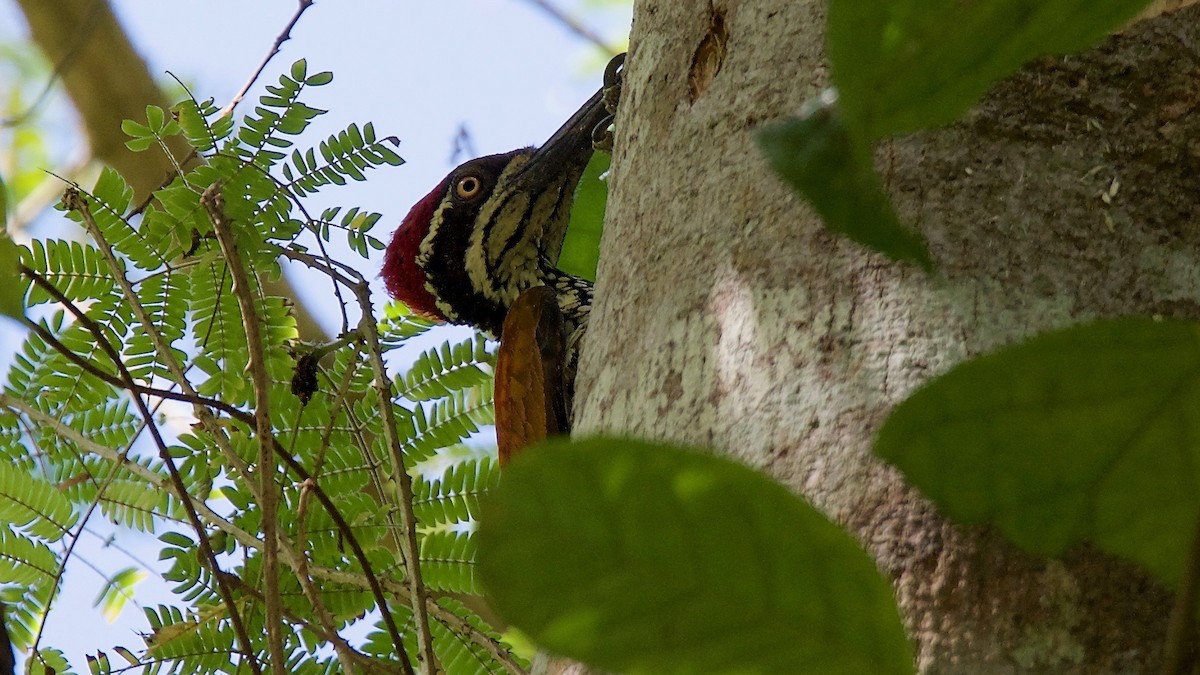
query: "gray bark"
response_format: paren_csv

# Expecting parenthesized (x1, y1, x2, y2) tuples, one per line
(574, 1, 1200, 672)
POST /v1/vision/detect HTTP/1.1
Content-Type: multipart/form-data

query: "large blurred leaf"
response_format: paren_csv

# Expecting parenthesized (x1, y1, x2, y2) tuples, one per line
(480, 437, 912, 675)
(759, 94, 932, 270)
(828, 0, 1155, 139)
(876, 317, 1200, 587)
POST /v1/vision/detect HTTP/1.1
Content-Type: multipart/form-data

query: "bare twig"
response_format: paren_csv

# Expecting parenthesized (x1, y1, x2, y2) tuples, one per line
(203, 186, 286, 675)
(449, 124, 477, 164)
(280, 245, 362, 288)
(218, 0, 317, 119)
(521, 0, 619, 56)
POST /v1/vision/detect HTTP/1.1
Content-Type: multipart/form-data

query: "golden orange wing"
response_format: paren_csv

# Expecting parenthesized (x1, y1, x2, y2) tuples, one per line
(494, 286, 570, 466)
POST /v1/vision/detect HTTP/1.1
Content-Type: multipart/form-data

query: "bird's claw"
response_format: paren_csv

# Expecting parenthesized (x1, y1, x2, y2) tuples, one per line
(592, 52, 625, 153)
(603, 52, 625, 115)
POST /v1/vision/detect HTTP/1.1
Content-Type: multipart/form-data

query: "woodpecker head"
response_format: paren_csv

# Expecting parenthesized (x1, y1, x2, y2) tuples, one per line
(383, 87, 610, 337)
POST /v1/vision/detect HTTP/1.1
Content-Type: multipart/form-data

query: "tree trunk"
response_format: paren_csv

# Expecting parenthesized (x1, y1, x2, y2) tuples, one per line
(576, 1, 1200, 672)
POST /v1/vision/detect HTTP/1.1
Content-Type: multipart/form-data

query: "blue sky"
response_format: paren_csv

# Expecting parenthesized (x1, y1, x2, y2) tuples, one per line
(0, 0, 630, 667)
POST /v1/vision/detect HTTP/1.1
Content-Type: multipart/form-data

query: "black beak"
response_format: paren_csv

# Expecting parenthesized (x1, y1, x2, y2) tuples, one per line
(511, 53, 624, 193)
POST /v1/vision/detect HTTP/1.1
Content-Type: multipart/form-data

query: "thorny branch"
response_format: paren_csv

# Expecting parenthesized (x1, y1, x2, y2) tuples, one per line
(219, 0, 317, 119)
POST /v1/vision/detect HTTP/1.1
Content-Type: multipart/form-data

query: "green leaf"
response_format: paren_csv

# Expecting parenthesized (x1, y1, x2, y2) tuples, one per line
(125, 136, 155, 152)
(828, 0, 1155, 139)
(291, 58, 308, 82)
(758, 93, 933, 271)
(88, 650, 110, 675)
(557, 153, 608, 281)
(114, 646, 139, 666)
(0, 461, 79, 539)
(95, 566, 146, 622)
(34, 648, 71, 675)
(480, 438, 912, 675)
(145, 104, 165, 132)
(0, 526, 58, 585)
(306, 71, 333, 86)
(876, 317, 1200, 587)
(0, 233, 22, 319)
(120, 118, 151, 139)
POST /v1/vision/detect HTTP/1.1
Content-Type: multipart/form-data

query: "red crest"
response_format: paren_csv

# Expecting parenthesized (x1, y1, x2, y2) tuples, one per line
(382, 179, 449, 320)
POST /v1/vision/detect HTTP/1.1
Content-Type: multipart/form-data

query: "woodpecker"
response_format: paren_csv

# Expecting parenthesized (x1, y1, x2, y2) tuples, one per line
(383, 55, 623, 438)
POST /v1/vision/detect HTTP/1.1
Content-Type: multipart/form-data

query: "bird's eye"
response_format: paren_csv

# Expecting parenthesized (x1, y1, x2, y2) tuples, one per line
(455, 175, 482, 199)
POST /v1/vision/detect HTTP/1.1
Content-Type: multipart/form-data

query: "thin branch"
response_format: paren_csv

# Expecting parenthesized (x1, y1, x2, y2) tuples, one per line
(280, 245, 362, 289)
(342, 394, 409, 557)
(218, 0, 317, 119)
(428, 600, 529, 675)
(295, 480, 362, 674)
(520, 0, 619, 56)
(28, 377, 162, 660)
(203, 186, 286, 675)
(10, 391, 515, 675)
(247, 156, 356, 333)
(6, 397, 421, 675)
(218, 569, 398, 675)
(208, 149, 358, 333)
(309, 339, 364, 477)
(351, 279, 439, 672)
